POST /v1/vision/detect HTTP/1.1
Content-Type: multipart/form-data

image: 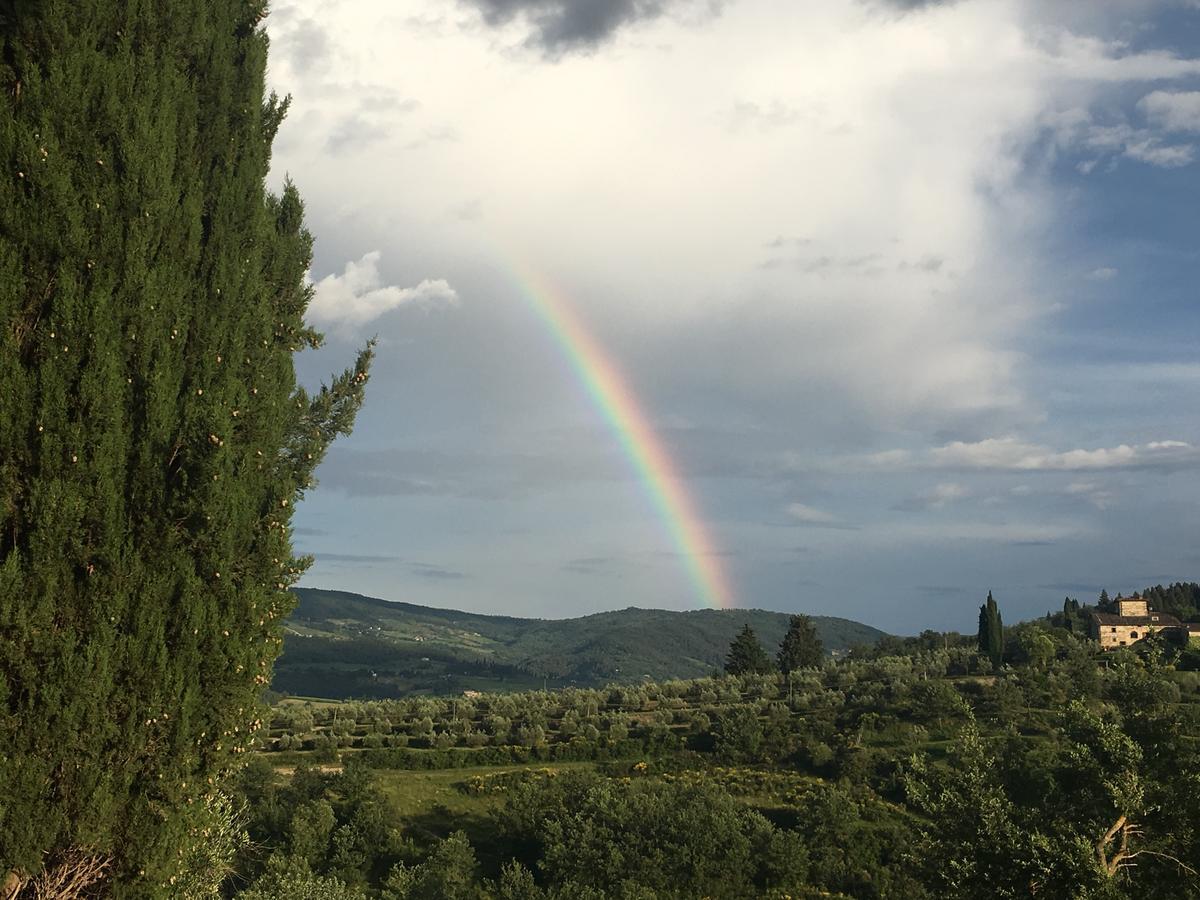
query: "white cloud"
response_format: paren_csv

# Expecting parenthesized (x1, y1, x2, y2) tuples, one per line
(323, 4, 1200, 422)
(927, 437, 1198, 472)
(840, 437, 1200, 475)
(1138, 90, 1200, 133)
(1122, 137, 1195, 167)
(307, 251, 458, 332)
(1038, 32, 1200, 83)
(1086, 266, 1118, 281)
(1047, 113, 1196, 169)
(263, 0, 1200, 435)
(265, 0, 1057, 429)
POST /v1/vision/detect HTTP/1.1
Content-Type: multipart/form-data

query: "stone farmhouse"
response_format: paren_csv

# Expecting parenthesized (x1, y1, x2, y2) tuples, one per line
(1089, 595, 1200, 650)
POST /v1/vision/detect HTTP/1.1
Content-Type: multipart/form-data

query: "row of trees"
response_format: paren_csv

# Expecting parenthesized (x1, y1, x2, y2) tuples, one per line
(724, 615, 823, 676)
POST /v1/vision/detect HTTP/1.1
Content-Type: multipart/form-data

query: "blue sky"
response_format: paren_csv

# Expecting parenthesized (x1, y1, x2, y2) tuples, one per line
(268, 0, 1200, 634)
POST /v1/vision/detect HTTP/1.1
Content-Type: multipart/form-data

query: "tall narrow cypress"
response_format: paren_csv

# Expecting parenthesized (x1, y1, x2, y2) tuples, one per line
(0, 2, 371, 894)
(976, 591, 1003, 666)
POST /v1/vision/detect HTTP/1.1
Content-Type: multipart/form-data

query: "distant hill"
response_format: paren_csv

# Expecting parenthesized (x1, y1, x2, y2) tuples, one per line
(274, 588, 889, 698)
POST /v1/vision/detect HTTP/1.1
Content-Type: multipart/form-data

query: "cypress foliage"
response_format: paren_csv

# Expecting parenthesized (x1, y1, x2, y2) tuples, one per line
(777, 614, 823, 674)
(724, 624, 774, 676)
(976, 591, 1003, 666)
(0, 2, 372, 894)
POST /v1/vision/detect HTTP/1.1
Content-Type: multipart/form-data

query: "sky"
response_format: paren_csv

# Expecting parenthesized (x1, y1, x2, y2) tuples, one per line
(265, 0, 1200, 634)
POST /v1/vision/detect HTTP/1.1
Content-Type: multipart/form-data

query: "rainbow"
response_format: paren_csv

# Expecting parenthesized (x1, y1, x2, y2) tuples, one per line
(511, 266, 735, 610)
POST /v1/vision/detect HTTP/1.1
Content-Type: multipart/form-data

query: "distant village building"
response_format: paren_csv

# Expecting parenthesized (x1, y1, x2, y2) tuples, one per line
(1089, 595, 1200, 649)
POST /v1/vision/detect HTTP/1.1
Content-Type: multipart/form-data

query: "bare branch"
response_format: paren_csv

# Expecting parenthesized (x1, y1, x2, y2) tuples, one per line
(25, 850, 111, 900)
(1097, 814, 1128, 876)
(1122, 850, 1199, 878)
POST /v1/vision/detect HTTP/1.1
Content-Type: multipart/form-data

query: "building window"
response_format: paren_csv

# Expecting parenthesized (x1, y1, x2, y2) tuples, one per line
(1120, 641, 1126, 646)
(1111, 627, 1117, 633)
(1130, 632, 1139, 639)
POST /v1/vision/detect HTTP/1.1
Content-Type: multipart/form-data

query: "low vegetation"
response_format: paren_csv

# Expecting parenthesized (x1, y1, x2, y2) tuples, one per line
(223, 613, 1200, 898)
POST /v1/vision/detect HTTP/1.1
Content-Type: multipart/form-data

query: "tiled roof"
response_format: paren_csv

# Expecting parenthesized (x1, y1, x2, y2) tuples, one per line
(1091, 611, 1184, 628)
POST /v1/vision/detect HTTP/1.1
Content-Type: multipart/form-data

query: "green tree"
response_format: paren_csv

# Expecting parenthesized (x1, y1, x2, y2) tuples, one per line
(777, 614, 824, 674)
(0, 2, 371, 893)
(905, 696, 1197, 899)
(239, 857, 367, 900)
(491, 861, 545, 900)
(724, 624, 774, 676)
(1011, 625, 1055, 669)
(903, 720, 1058, 899)
(289, 800, 336, 870)
(710, 704, 765, 762)
(382, 832, 482, 900)
(977, 591, 1004, 666)
(495, 772, 798, 898)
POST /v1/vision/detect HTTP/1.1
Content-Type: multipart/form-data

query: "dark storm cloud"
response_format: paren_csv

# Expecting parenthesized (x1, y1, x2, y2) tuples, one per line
(462, 0, 720, 54)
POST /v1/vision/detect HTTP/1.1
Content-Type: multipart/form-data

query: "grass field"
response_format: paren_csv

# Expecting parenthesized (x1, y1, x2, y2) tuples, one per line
(367, 760, 599, 873)
(371, 761, 596, 825)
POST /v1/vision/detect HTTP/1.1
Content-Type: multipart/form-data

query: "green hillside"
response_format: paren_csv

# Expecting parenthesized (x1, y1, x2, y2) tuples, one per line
(274, 588, 888, 698)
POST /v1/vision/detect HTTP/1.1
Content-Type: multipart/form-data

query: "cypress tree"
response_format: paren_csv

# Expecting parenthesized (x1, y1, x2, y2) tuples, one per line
(777, 614, 823, 674)
(0, 2, 371, 894)
(976, 591, 1003, 666)
(724, 624, 774, 676)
